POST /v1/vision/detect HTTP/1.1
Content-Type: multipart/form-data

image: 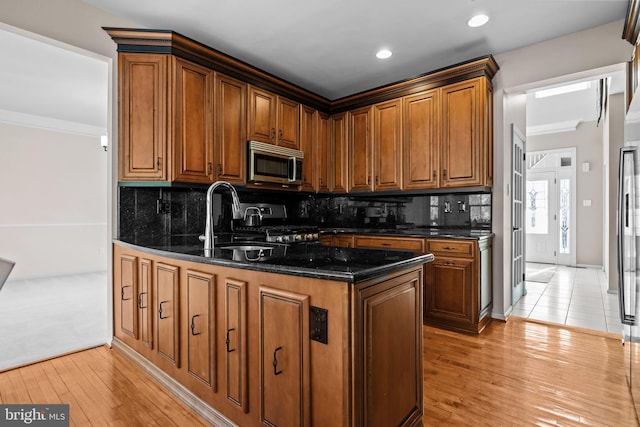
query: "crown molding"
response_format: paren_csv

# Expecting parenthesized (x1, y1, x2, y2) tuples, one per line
(0, 109, 106, 137)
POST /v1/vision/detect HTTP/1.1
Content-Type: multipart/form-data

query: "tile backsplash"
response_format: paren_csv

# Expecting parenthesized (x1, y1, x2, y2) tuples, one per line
(293, 193, 491, 228)
(119, 187, 492, 244)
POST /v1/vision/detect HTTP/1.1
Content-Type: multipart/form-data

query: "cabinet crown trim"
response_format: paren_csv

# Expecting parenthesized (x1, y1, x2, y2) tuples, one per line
(104, 27, 498, 113)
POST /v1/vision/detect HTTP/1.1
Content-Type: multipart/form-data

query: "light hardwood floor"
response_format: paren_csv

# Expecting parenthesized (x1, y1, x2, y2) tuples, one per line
(0, 318, 637, 426)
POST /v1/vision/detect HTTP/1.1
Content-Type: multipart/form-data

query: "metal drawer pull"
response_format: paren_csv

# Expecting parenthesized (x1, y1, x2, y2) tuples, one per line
(159, 301, 169, 319)
(190, 314, 201, 336)
(226, 328, 236, 352)
(273, 346, 283, 376)
(442, 246, 455, 250)
(443, 261, 456, 266)
(137, 292, 147, 309)
(121, 286, 131, 301)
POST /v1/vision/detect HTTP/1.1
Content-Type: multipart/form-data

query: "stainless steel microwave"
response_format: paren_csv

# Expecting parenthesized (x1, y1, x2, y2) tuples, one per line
(248, 141, 303, 185)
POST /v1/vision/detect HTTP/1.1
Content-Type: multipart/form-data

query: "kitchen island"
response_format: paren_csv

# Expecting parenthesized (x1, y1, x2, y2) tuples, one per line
(112, 239, 432, 427)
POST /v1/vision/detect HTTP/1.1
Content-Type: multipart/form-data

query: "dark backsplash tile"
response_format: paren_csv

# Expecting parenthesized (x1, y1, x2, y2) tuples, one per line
(119, 187, 492, 244)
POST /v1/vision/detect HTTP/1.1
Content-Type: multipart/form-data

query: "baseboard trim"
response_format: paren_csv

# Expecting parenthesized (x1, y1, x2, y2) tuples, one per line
(111, 338, 235, 427)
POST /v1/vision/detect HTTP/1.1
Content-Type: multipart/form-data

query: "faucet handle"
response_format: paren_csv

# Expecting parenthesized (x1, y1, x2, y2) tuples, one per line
(199, 234, 206, 242)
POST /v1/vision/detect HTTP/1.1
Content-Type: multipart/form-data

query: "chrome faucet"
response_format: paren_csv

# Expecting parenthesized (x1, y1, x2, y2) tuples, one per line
(199, 181, 242, 257)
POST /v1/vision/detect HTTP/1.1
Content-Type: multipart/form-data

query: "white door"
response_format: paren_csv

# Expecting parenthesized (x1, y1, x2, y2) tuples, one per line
(512, 125, 526, 303)
(526, 171, 557, 264)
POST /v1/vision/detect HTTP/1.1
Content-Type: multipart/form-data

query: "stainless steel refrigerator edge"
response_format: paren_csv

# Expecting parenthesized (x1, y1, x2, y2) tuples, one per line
(618, 144, 640, 419)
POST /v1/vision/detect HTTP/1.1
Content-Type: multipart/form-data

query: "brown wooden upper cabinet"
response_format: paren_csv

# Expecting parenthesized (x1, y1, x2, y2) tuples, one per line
(402, 78, 492, 190)
(440, 77, 492, 188)
(300, 106, 317, 192)
(317, 113, 330, 192)
(247, 86, 300, 150)
(403, 89, 439, 190)
(119, 53, 168, 181)
(115, 40, 494, 190)
(118, 52, 246, 184)
(215, 74, 247, 185)
(172, 57, 215, 184)
(348, 100, 403, 193)
(373, 99, 403, 191)
(348, 106, 373, 192)
(330, 112, 348, 193)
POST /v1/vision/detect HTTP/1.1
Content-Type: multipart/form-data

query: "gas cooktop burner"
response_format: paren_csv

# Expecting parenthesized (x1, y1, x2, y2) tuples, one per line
(234, 225, 319, 244)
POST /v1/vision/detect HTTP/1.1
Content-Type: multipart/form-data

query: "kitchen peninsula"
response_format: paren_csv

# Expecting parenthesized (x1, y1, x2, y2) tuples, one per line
(113, 238, 432, 426)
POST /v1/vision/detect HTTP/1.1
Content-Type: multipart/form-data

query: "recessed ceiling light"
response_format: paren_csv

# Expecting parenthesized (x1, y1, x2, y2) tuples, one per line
(376, 49, 392, 59)
(467, 14, 489, 28)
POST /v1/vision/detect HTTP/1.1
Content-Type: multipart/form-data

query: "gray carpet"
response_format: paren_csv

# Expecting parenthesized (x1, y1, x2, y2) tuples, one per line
(0, 271, 108, 371)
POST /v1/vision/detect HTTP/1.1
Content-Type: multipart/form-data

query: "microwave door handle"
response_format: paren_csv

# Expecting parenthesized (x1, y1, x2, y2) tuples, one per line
(288, 157, 296, 182)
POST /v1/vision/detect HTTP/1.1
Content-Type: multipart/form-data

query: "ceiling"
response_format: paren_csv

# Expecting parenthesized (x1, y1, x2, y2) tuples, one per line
(84, 0, 629, 100)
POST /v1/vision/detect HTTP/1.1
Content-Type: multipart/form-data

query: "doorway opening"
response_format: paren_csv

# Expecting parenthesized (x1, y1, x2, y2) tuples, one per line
(525, 148, 577, 266)
(0, 24, 111, 370)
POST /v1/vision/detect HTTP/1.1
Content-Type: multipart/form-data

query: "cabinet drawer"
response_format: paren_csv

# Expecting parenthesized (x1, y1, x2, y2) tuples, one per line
(427, 239, 474, 257)
(355, 236, 425, 252)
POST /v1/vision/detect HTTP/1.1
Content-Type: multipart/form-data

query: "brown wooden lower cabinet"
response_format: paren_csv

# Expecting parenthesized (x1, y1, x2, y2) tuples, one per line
(184, 269, 216, 390)
(259, 287, 310, 427)
(112, 242, 425, 426)
(323, 233, 493, 334)
(155, 262, 180, 370)
(424, 238, 493, 334)
(224, 278, 248, 412)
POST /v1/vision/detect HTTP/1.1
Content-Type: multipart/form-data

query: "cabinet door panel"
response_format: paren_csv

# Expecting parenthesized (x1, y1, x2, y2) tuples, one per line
(278, 97, 300, 149)
(300, 106, 317, 192)
(119, 53, 167, 180)
(216, 74, 247, 183)
(441, 79, 481, 187)
(186, 270, 215, 388)
(248, 86, 276, 144)
(119, 254, 138, 338)
(330, 113, 348, 193)
(317, 113, 330, 192)
(225, 279, 248, 412)
(156, 262, 180, 367)
(260, 287, 310, 427)
(349, 106, 373, 192)
(403, 90, 439, 189)
(173, 58, 214, 183)
(374, 100, 402, 191)
(139, 258, 152, 348)
(425, 258, 473, 324)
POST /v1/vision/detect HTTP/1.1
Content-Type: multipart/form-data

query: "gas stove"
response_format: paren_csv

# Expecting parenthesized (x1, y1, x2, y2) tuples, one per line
(232, 202, 319, 244)
(234, 225, 319, 244)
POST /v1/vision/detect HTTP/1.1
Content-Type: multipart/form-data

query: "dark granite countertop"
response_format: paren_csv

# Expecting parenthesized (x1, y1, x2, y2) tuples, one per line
(114, 239, 433, 283)
(319, 227, 494, 240)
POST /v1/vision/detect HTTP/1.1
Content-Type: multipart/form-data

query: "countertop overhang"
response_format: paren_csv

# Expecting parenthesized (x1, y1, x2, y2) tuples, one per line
(319, 227, 494, 240)
(114, 239, 433, 283)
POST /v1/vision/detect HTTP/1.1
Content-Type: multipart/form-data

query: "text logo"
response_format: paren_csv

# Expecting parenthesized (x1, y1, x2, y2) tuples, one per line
(0, 405, 69, 426)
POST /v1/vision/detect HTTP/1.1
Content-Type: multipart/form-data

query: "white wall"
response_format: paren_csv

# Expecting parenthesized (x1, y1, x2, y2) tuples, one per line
(527, 121, 604, 267)
(493, 20, 632, 318)
(0, 123, 108, 278)
(0, 0, 139, 341)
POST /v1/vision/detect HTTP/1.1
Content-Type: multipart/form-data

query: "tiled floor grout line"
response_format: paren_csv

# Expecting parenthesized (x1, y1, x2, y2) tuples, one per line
(513, 264, 622, 334)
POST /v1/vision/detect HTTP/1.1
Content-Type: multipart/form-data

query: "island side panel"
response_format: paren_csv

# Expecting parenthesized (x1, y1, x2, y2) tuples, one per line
(353, 267, 424, 427)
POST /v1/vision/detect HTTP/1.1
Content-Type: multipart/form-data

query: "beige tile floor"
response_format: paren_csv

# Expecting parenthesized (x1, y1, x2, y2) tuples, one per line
(512, 263, 623, 335)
